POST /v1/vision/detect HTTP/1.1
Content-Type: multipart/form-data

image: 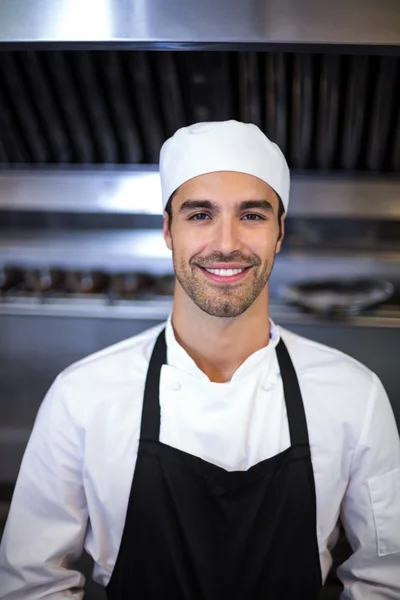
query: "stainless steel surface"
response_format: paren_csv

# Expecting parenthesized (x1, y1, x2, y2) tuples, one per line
(1, 228, 400, 276)
(0, 299, 174, 320)
(0, 230, 172, 273)
(0, 0, 400, 46)
(0, 169, 161, 214)
(1, 297, 400, 327)
(288, 176, 400, 219)
(1, 171, 400, 218)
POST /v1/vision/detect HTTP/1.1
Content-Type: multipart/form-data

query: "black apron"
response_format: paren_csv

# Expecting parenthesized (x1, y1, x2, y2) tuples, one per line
(107, 330, 322, 599)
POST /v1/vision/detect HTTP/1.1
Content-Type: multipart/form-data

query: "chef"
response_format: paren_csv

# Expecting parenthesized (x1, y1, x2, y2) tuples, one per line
(1, 120, 400, 599)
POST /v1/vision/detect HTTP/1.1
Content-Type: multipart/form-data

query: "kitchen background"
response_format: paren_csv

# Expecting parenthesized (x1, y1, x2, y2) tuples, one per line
(0, 1, 399, 598)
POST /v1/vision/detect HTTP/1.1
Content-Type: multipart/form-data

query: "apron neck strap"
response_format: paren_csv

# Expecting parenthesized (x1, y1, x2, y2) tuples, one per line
(140, 329, 167, 441)
(275, 339, 310, 446)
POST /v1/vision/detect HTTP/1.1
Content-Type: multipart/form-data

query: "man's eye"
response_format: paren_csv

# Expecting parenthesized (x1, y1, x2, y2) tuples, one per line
(189, 213, 211, 221)
(242, 213, 265, 221)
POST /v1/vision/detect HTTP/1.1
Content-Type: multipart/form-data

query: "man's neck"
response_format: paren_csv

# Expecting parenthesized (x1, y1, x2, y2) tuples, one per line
(171, 287, 271, 383)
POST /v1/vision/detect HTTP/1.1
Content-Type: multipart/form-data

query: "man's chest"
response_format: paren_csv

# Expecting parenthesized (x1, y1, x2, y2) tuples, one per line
(84, 372, 351, 534)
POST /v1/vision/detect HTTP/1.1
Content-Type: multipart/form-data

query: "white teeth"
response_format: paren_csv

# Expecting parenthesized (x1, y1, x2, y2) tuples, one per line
(205, 268, 245, 276)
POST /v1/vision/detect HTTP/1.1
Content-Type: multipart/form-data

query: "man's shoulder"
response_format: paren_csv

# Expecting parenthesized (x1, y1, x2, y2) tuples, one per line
(278, 325, 375, 389)
(67, 322, 164, 374)
(54, 322, 165, 412)
(278, 326, 380, 443)
(63, 322, 165, 382)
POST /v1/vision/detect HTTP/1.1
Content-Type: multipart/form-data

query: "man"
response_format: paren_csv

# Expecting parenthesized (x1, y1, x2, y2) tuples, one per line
(1, 120, 399, 599)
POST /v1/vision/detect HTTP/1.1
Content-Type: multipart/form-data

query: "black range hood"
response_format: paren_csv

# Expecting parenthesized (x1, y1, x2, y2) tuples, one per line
(0, 50, 399, 173)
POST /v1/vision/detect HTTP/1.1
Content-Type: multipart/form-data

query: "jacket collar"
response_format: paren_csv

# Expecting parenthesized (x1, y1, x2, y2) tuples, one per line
(165, 316, 281, 382)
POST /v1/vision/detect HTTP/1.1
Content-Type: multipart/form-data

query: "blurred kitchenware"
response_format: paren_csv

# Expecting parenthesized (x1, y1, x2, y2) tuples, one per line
(109, 272, 155, 299)
(23, 268, 64, 294)
(65, 270, 109, 295)
(155, 274, 175, 296)
(282, 278, 394, 317)
(0, 266, 23, 294)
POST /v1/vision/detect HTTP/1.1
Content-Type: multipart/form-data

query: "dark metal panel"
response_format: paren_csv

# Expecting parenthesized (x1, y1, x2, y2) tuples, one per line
(264, 53, 288, 155)
(43, 51, 95, 163)
(340, 55, 370, 170)
(98, 52, 143, 163)
(391, 57, 400, 170)
(316, 54, 340, 169)
(366, 56, 399, 170)
(71, 51, 118, 163)
(0, 0, 400, 46)
(238, 52, 262, 127)
(124, 51, 165, 163)
(0, 83, 28, 163)
(179, 52, 233, 124)
(0, 137, 8, 164)
(0, 52, 49, 162)
(393, 114, 400, 171)
(17, 51, 71, 162)
(151, 52, 187, 138)
(290, 53, 313, 168)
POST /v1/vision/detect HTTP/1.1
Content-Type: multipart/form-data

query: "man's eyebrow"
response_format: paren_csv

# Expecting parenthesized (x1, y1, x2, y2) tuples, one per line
(239, 200, 275, 213)
(178, 199, 275, 214)
(178, 200, 218, 213)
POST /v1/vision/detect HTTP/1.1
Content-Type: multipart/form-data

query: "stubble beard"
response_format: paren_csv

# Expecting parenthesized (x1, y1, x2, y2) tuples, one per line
(172, 248, 277, 318)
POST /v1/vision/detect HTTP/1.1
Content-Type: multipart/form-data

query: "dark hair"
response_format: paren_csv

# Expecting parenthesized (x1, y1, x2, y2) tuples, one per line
(165, 190, 286, 239)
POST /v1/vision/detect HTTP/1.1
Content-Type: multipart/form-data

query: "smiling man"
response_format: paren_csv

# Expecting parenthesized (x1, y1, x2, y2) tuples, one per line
(1, 121, 400, 600)
(163, 168, 284, 383)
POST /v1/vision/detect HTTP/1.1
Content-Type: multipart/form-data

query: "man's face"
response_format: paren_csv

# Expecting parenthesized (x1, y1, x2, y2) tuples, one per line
(163, 171, 284, 318)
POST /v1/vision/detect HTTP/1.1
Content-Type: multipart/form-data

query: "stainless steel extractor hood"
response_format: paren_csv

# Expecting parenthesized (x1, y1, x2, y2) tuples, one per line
(0, 0, 400, 47)
(0, 1, 399, 208)
(0, 0, 399, 174)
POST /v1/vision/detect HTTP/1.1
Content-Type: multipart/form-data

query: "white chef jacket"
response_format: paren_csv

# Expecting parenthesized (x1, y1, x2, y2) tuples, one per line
(1, 319, 400, 600)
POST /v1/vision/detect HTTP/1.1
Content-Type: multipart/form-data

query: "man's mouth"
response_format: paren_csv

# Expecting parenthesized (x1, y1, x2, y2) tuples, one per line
(204, 267, 246, 277)
(198, 265, 252, 283)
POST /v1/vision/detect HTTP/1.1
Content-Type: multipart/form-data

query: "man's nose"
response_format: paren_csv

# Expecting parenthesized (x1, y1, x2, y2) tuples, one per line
(212, 217, 241, 255)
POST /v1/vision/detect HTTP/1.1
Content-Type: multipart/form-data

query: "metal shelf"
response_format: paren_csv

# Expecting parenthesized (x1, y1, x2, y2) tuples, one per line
(1, 229, 400, 277)
(0, 297, 399, 328)
(0, 229, 173, 274)
(0, 167, 162, 214)
(0, 170, 400, 220)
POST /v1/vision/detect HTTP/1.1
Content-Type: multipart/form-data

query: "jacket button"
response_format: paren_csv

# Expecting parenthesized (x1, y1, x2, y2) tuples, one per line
(262, 383, 274, 392)
(169, 381, 181, 391)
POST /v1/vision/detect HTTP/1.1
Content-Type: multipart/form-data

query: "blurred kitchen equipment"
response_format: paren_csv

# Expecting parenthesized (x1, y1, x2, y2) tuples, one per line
(65, 271, 109, 295)
(155, 274, 175, 296)
(0, 266, 23, 293)
(23, 268, 64, 294)
(109, 272, 155, 299)
(282, 278, 394, 317)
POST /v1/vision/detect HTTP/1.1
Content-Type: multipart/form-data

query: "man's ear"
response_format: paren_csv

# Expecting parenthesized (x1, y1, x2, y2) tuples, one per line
(163, 212, 173, 251)
(275, 213, 285, 254)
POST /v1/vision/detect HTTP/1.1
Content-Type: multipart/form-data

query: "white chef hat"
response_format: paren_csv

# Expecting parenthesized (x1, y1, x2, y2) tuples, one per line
(159, 120, 290, 212)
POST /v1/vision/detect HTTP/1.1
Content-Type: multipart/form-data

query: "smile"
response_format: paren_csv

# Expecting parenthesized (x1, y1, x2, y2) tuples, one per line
(199, 265, 252, 284)
(204, 268, 245, 276)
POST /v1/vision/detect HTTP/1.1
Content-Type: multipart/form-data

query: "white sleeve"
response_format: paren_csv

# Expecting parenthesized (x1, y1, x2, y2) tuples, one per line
(338, 373, 400, 599)
(0, 374, 88, 599)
